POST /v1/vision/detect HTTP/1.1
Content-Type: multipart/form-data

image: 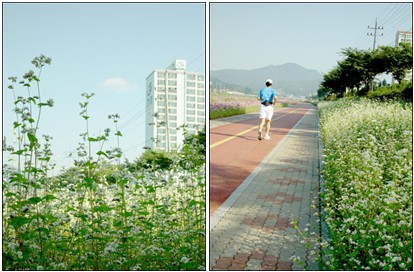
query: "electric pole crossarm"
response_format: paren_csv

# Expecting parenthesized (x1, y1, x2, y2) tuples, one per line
(367, 18, 384, 50)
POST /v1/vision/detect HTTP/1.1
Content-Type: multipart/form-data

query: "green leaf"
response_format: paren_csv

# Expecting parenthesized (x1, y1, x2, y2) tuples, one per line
(96, 151, 108, 158)
(189, 199, 197, 208)
(12, 149, 27, 155)
(42, 195, 58, 202)
(37, 227, 50, 235)
(83, 177, 94, 189)
(113, 219, 122, 227)
(10, 216, 30, 230)
(27, 97, 37, 104)
(121, 211, 134, 217)
(27, 196, 42, 205)
(93, 204, 113, 213)
(115, 131, 123, 137)
(27, 133, 38, 149)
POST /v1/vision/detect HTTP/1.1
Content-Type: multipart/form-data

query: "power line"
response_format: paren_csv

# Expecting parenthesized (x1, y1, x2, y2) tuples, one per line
(187, 51, 205, 67)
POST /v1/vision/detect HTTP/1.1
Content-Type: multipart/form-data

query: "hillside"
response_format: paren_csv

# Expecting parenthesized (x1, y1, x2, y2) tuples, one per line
(210, 63, 323, 97)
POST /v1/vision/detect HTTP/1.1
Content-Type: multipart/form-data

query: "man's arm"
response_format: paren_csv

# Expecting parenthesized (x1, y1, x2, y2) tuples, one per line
(273, 95, 278, 104)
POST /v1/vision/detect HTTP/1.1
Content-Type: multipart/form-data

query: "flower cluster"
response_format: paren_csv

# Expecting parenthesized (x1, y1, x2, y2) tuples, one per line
(3, 158, 205, 270)
(319, 98, 412, 270)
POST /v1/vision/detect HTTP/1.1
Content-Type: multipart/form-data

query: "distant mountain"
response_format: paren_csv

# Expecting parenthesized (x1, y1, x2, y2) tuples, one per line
(210, 63, 323, 97)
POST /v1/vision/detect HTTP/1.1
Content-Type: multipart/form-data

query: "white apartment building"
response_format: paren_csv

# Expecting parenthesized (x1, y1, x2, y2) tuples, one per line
(396, 30, 413, 45)
(395, 31, 413, 82)
(145, 60, 205, 151)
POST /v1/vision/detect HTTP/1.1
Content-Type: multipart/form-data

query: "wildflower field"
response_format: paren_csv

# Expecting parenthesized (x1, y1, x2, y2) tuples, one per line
(319, 98, 412, 270)
(2, 56, 206, 270)
(210, 91, 259, 119)
(210, 91, 293, 119)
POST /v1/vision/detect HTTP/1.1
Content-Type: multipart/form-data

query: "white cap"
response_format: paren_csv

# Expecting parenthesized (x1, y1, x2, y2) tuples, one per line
(266, 79, 273, 84)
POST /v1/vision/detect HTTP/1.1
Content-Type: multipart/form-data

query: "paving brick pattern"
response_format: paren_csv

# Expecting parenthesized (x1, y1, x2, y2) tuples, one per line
(210, 107, 321, 270)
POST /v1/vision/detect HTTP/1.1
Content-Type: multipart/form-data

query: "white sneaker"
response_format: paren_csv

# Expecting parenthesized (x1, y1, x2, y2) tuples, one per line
(264, 134, 270, 140)
(258, 131, 262, 140)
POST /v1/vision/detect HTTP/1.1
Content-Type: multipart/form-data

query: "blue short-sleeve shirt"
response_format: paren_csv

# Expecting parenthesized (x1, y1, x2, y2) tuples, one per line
(258, 87, 276, 103)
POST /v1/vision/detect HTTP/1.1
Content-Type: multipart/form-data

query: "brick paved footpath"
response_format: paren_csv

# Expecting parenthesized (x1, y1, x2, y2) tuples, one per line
(210, 106, 322, 270)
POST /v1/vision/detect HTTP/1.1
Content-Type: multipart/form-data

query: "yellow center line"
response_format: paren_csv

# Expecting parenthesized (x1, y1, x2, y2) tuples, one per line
(210, 109, 299, 149)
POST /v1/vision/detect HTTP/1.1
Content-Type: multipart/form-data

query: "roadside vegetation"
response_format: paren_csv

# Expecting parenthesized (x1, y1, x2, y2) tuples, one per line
(2, 55, 206, 270)
(315, 42, 412, 270)
(319, 99, 412, 270)
(210, 91, 293, 120)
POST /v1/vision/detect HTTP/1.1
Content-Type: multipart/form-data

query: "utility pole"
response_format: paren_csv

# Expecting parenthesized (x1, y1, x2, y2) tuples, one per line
(367, 18, 384, 50)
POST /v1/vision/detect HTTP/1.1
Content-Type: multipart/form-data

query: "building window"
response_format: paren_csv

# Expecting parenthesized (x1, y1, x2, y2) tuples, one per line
(157, 101, 166, 107)
(187, 74, 196, 80)
(169, 122, 177, 127)
(168, 108, 177, 114)
(197, 89, 204, 96)
(168, 94, 177, 101)
(187, 81, 196, 87)
(187, 110, 196, 115)
(187, 103, 195, 108)
(168, 73, 177, 79)
(168, 80, 177, 86)
(197, 103, 204, 109)
(187, 96, 195, 102)
(168, 101, 176, 107)
(197, 82, 205, 88)
(197, 110, 205, 117)
(186, 116, 196, 122)
(157, 79, 165, 85)
(158, 72, 166, 78)
(168, 87, 177, 93)
(187, 89, 196, 95)
(197, 75, 205, 81)
(197, 117, 204, 123)
(197, 97, 204, 103)
(158, 87, 166, 93)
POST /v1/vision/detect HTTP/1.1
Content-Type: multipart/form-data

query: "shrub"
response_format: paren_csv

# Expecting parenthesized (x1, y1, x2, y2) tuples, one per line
(368, 80, 413, 101)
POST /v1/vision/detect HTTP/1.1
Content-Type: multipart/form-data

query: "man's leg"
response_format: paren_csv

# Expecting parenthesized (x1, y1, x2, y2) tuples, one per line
(258, 118, 266, 140)
(264, 119, 271, 139)
(265, 119, 271, 134)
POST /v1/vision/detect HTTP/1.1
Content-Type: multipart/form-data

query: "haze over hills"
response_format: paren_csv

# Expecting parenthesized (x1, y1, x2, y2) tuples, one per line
(210, 63, 323, 98)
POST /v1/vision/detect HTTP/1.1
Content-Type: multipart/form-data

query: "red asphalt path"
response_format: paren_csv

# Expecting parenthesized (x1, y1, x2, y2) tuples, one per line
(209, 103, 312, 215)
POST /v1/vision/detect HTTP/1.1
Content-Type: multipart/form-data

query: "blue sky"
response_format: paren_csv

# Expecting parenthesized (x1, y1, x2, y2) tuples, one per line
(210, 2, 412, 73)
(2, 3, 205, 173)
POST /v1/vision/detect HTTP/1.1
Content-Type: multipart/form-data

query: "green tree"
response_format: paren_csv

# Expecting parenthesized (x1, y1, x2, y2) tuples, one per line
(377, 43, 413, 83)
(136, 149, 176, 172)
(320, 65, 347, 97)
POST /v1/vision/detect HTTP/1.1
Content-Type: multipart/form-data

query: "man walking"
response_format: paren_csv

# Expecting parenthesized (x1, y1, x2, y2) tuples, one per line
(257, 79, 277, 140)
